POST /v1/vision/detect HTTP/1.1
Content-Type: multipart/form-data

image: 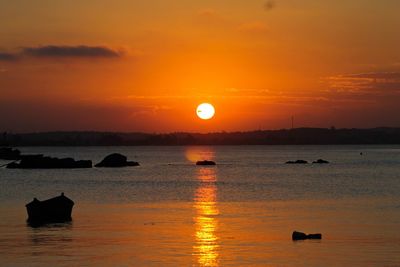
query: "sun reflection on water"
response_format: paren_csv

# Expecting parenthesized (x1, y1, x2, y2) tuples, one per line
(185, 146, 216, 163)
(193, 166, 219, 267)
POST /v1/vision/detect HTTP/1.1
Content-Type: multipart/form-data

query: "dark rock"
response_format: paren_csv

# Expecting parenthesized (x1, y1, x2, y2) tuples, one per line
(292, 231, 322, 241)
(292, 231, 308, 240)
(312, 159, 329, 164)
(6, 154, 92, 169)
(307, 233, 322, 239)
(0, 147, 21, 160)
(196, 160, 216, 166)
(5, 162, 19, 168)
(95, 153, 139, 167)
(286, 160, 308, 164)
(19, 154, 44, 160)
(26, 193, 74, 226)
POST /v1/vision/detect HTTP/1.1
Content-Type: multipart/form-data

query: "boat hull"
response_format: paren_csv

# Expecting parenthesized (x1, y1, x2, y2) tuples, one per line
(26, 194, 74, 225)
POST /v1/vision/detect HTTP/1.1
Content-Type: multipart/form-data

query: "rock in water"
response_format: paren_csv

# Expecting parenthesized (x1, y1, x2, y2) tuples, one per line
(196, 160, 216, 166)
(95, 153, 140, 167)
(26, 193, 74, 226)
(0, 147, 21, 160)
(286, 160, 308, 164)
(6, 155, 92, 169)
(312, 159, 329, 164)
(307, 233, 322, 239)
(292, 231, 322, 241)
(292, 231, 308, 240)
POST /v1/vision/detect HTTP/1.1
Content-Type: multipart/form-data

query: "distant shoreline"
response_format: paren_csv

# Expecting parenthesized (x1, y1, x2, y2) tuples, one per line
(2, 127, 400, 146)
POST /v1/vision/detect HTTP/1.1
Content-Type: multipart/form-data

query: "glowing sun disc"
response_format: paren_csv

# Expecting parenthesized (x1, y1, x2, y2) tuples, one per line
(196, 103, 215, 120)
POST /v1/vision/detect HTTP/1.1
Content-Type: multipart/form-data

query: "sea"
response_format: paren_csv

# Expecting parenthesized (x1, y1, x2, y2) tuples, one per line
(0, 145, 399, 266)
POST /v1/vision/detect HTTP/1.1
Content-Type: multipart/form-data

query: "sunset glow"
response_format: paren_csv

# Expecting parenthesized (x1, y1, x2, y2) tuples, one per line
(0, 1, 399, 132)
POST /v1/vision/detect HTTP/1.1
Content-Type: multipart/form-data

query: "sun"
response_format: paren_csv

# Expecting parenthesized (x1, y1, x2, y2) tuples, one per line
(196, 103, 215, 120)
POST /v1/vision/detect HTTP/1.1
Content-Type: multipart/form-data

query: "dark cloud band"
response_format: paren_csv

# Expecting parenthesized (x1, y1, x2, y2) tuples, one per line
(22, 45, 122, 58)
(0, 52, 18, 61)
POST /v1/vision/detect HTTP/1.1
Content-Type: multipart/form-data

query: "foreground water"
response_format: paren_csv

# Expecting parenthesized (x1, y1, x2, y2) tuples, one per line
(0, 145, 399, 266)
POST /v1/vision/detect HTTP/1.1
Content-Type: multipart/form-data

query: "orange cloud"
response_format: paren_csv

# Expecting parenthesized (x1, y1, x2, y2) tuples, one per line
(327, 72, 400, 95)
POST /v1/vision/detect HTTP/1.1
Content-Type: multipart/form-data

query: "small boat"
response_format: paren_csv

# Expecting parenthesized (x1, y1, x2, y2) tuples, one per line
(26, 193, 74, 225)
(196, 160, 216, 166)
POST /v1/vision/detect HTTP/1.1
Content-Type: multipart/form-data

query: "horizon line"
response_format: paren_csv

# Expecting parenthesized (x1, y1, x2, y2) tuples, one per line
(3, 126, 400, 135)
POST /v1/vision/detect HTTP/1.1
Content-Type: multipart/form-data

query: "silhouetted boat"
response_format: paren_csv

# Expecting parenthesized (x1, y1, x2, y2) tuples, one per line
(26, 193, 74, 225)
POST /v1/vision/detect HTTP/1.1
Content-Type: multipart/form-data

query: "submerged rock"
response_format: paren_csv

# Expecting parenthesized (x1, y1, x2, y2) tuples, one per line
(95, 153, 139, 167)
(0, 147, 21, 160)
(26, 193, 74, 226)
(292, 231, 322, 241)
(312, 159, 329, 164)
(6, 155, 92, 169)
(286, 160, 308, 164)
(196, 160, 216, 166)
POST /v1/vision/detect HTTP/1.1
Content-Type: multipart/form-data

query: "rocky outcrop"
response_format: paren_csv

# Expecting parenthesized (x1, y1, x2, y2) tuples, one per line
(95, 153, 139, 167)
(292, 231, 322, 241)
(6, 155, 92, 169)
(312, 159, 329, 164)
(196, 160, 216, 166)
(286, 160, 308, 164)
(0, 147, 21, 160)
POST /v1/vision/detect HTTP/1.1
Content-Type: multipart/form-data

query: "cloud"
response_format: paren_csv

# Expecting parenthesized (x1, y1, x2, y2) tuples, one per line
(22, 45, 123, 58)
(327, 72, 400, 94)
(0, 52, 18, 61)
(264, 0, 276, 11)
(238, 22, 268, 34)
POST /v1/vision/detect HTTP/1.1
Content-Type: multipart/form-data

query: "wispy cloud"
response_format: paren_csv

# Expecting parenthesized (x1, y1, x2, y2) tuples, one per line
(22, 45, 124, 58)
(327, 72, 400, 94)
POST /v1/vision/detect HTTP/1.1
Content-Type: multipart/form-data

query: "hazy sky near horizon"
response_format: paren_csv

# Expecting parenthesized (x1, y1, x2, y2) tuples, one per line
(1, 0, 400, 132)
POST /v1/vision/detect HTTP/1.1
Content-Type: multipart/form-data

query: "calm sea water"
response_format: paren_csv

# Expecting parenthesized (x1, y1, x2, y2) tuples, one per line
(0, 145, 399, 266)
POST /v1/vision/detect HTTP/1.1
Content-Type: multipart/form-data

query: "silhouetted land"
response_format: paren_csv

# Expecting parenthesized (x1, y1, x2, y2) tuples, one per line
(1, 128, 400, 146)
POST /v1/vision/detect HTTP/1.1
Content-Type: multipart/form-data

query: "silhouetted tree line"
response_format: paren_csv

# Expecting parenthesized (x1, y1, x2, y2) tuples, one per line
(1, 128, 400, 146)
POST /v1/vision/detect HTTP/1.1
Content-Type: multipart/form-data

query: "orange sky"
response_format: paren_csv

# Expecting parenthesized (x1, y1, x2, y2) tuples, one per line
(1, 0, 400, 132)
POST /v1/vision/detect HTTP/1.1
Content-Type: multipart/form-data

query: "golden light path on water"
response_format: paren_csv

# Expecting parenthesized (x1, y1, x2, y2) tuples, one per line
(188, 147, 219, 267)
(194, 168, 219, 266)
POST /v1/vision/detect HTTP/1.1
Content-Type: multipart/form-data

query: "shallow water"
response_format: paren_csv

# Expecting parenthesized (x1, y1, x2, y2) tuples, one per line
(0, 145, 399, 266)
